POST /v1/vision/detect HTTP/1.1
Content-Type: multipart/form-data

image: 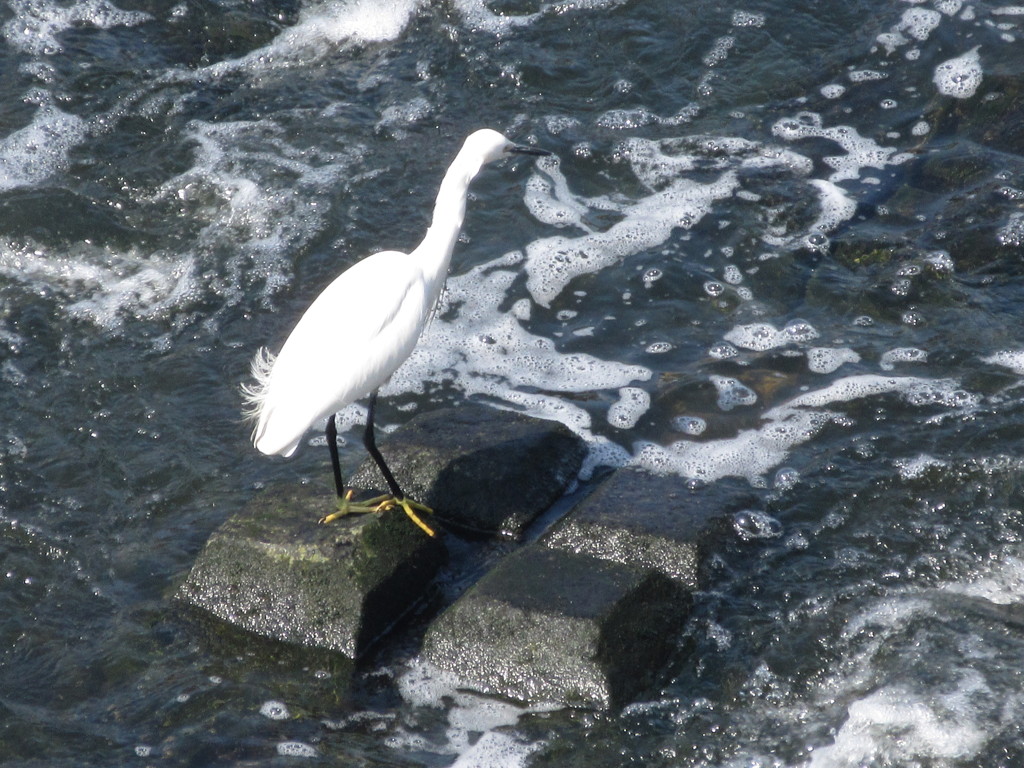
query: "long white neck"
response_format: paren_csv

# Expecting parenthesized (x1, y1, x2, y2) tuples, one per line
(412, 147, 487, 300)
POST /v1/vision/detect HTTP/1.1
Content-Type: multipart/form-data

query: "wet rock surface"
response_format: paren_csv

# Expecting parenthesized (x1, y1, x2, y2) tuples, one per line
(542, 467, 743, 587)
(177, 483, 446, 659)
(350, 402, 588, 537)
(422, 546, 690, 708)
(180, 405, 759, 707)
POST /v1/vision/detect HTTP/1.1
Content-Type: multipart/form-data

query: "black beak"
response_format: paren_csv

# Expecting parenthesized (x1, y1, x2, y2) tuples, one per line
(508, 143, 552, 157)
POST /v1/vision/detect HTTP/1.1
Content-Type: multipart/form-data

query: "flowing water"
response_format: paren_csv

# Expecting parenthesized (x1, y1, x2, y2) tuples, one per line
(3, 0, 1024, 764)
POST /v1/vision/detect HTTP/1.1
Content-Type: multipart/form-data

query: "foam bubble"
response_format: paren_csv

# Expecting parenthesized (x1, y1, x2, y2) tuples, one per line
(848, 69, 887, 82)
(933, 47, 983, 99)
(703, 35, 735, 67)
(879, 347, 928, 370)
(807, 347, 860, 374)
(997, 211, 1024, 247)
(732, 10, 765, 27)
(524, 158, 593, 231)
(276, 741, 317, 758)
(673, 416, 707, 435)
(634, 408, 833, 483)
(711, 376, 758, 411)
(897, 7, 942, 41)
(723, 321, 820, 352)
(733, 510, 782, 540)
(259, 700, 290, 720)
(607, 387, 650, 429)
(821, 84, 846, 99)
(722, 264, 743, 284)
(773, 466, 800, 490)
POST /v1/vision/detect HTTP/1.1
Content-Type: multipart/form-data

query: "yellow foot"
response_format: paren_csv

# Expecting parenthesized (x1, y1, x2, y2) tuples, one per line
(319, 489, 395, 525)
(397, 497, 437, 538)
(320, 490, 437, 537)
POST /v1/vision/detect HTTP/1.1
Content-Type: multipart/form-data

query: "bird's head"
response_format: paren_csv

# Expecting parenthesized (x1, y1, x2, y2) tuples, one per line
(465, 128, 551, 165)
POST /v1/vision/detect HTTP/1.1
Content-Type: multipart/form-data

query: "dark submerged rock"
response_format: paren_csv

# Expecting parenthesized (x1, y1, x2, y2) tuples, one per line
(177, 483, 446, 659)
(351, 403, 587, 537)
(422, 546, 689, 709)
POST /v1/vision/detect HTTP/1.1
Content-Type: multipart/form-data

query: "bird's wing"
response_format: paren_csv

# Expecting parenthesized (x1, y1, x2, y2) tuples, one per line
(250, 250, 430, 456)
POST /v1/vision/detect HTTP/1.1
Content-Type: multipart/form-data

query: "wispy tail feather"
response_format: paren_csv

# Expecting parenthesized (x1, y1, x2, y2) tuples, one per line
(240, 346, 276, 430)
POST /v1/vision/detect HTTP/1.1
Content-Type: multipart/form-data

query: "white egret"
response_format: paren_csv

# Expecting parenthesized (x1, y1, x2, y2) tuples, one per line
(243, 129, 550, 537)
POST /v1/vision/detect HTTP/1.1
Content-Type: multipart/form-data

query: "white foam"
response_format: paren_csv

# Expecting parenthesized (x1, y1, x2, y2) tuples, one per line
(997, 211, 1024, 246)
(524, 157, 593, 231)
(607, 387, 651, 429)
(731, 10, 766, 27)
(772, 112, 905, 183)
(148, 117, 360, 322)
(983, 349, 1024, 374)
(0, 109, 350, 337)
(807, 347, 861, 374)
(632, 375, 976, 483)
(0, 240, 198, 332)
(897, 7, 942, 41)
(723, 321, 820, 352)
(259, 700, 290, 720)
(390, 658, 554, 765)
(879, 347, 928, 370)
(673, 416, 707, 435)
(936, 0, 964, 14)
(276, 741, 317, 758)
(377, 97, 433, 135)
(703, 36, 736, 67)
(807, 680, 987, 766)
(711, 376, 758, 411)
(848, 69, 887, 82)
(454, 0, 627, 34)
(634, 407, 834, 483)
(2, 0, 150, 56)
(933, 47, 983, 99)
(0, 102, 87, 192)
(522, 135, 817, 307)
(192, 0, 422, 80)
(894, 453, 947, 479)
(947, 552, 1024, 605)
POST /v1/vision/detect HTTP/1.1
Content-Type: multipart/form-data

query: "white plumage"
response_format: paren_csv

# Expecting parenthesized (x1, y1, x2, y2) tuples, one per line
(242, 129, 549, 524)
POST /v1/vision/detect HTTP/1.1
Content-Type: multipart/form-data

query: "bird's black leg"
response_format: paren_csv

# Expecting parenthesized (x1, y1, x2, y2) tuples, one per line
(326, 413, 345, 499)
(363, 390, 405, 498)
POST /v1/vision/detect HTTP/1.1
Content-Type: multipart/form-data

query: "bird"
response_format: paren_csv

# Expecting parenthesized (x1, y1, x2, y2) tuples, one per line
(242, 129, 551, 537)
